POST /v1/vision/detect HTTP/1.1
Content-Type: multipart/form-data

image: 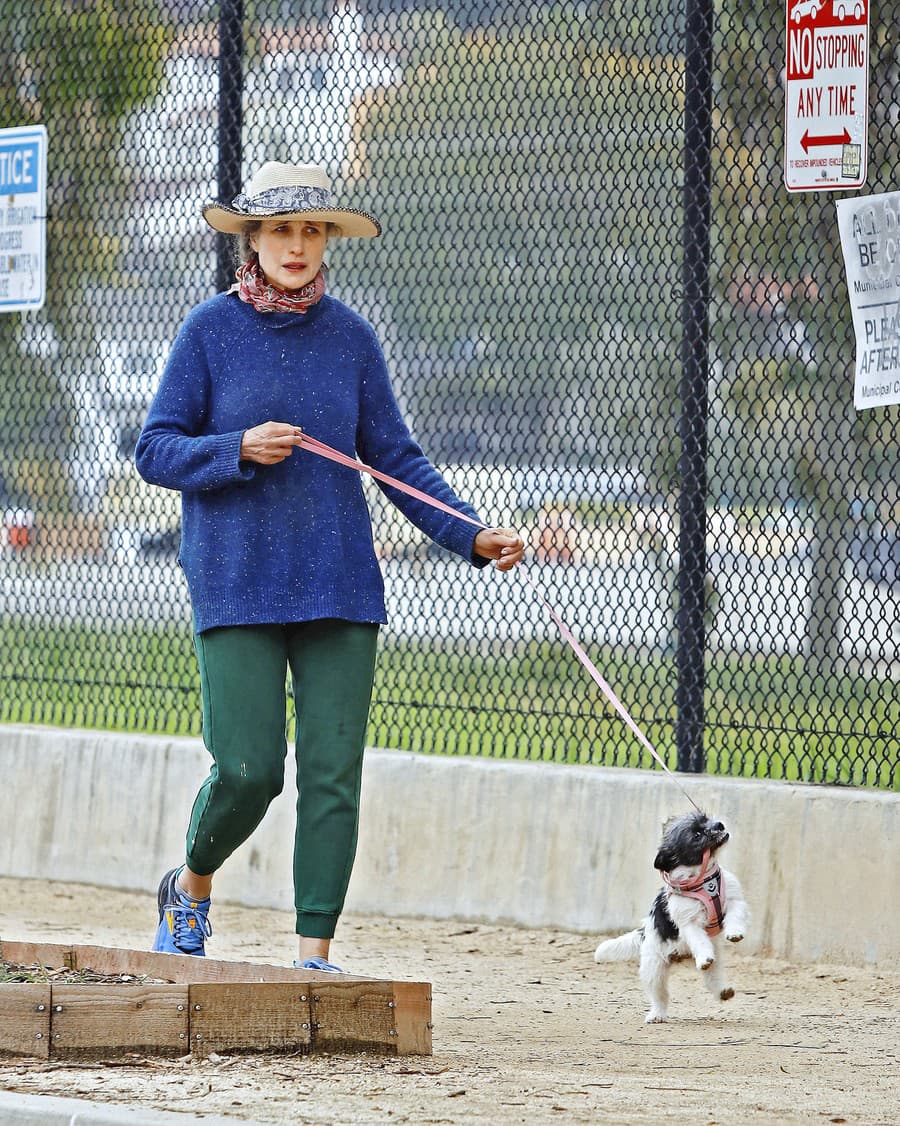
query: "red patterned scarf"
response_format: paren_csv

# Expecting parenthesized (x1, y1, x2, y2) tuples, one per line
(231, 257, 327, 313)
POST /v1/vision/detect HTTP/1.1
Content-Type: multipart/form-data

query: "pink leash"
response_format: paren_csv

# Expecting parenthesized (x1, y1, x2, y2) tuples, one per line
(300, 433, 702, 811)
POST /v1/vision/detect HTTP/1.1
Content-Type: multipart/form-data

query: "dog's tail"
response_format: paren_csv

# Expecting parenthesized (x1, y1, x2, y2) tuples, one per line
(594, 928, 643, 962)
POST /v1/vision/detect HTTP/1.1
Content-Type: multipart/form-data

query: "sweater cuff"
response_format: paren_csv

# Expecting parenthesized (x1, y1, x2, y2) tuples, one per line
(211, 430, 256, 488)
(468, 526, 492, 569)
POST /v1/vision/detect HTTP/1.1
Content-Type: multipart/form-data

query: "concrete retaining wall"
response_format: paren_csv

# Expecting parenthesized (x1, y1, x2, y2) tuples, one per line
(1, 724, 897, 966)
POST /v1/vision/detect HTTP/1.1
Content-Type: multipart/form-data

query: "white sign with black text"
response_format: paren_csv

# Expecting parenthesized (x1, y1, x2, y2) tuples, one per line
(836, 191, 900, 410)
(0, 124, 47, 313)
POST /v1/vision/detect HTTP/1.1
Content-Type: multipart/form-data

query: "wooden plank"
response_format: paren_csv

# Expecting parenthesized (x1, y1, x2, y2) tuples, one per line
(189, 982, 313, 1054)
(391, 982, 433, 1056)
(6, 939, 381, 986)
(310, 981, 397, 1053)
(70, 944, 232, 983)
(1, 939, 74, 972)
(49, 984, 189, 1057)
(68, 944, 371, 985)
(1, 940, 433, 1059)
(0, 984, 50, 1059)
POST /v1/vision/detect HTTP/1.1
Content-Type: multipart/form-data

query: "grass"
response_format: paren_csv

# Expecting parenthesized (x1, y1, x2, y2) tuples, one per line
(0, 619, 200, 735)
(0, 620, 896, 790)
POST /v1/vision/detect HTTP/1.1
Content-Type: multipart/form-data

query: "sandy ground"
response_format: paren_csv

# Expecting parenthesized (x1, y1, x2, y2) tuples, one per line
(0, 877, 897, 1125)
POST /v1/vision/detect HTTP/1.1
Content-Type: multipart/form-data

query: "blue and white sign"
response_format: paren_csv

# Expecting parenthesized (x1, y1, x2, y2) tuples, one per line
(0, 125, 47, 312)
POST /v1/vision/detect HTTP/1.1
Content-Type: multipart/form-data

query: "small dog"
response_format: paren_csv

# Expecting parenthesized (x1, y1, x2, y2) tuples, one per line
(594, 810, 749, 1023)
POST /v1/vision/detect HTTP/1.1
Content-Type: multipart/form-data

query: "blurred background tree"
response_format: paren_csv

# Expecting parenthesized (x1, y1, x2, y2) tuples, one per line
(714, 4, 900, 661)
(355, 2, 684, 470)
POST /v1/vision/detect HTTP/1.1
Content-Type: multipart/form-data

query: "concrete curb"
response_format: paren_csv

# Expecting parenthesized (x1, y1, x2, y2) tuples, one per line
(0, 1090, 268, 1125)
(0, 724, 897, 965)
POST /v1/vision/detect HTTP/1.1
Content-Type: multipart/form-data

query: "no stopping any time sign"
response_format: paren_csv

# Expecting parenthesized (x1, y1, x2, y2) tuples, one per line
(784, 0, 869, 192)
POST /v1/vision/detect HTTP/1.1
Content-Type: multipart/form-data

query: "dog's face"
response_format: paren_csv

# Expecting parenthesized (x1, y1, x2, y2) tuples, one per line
(653, 811, 729, 873)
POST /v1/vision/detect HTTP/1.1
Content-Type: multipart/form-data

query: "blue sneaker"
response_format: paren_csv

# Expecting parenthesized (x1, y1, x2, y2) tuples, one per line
(293, 956, 345, 973)
(152, 867, 212, 956)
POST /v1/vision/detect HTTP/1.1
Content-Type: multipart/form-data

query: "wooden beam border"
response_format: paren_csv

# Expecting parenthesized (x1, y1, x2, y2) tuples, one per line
(0, 938, 431, 1058)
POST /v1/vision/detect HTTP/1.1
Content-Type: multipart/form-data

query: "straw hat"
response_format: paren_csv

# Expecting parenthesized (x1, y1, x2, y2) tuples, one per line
(202, 161, 380, 238)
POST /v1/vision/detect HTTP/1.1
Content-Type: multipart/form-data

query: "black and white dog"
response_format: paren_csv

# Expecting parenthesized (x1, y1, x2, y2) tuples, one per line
(594, 811, 749, 1023)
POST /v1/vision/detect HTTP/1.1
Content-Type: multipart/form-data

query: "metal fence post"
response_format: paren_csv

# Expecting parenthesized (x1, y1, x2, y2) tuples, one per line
(215, 0, 244, 293)
(676, 0, 713, 773)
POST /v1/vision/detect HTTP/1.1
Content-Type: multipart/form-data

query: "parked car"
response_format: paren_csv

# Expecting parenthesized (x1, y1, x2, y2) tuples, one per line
(848, 503, 900, 586)
(139, 526, 181, 559)
(0, 471, 37, 549)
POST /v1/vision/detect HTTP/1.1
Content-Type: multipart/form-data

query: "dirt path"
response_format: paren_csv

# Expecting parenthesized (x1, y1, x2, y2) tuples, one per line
(0, 877, 897, 1124)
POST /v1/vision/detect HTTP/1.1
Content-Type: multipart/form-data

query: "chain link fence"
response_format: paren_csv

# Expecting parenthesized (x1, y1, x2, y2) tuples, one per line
(0, 1, 897, 788)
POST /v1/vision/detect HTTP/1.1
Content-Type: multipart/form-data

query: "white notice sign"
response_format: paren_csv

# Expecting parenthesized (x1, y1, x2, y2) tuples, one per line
(0, 124, 47, 313)
(784, 0, 869, 192)
(835, 191, 900, 410)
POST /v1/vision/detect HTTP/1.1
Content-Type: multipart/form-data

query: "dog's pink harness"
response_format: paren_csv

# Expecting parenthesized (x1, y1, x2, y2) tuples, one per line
(662, 849, 727, 936)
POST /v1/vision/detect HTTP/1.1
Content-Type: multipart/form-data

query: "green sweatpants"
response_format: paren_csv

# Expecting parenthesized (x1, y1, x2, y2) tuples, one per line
(186, 619, 379, 939)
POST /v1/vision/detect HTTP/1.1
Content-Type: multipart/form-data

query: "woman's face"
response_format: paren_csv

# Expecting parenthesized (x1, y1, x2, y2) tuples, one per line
(250, 218, 328, 290)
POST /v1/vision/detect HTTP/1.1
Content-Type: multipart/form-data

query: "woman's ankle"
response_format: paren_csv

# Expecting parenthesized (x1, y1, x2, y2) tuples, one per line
(298, 936, 331, 963)
(177, 866, 213, 901)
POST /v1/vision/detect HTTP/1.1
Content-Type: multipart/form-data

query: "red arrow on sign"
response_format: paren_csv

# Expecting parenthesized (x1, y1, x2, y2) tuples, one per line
(801, 128, 851, 152)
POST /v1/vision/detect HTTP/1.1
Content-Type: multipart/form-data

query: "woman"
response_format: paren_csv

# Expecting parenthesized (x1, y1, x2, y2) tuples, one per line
(135, 161, 523, 971)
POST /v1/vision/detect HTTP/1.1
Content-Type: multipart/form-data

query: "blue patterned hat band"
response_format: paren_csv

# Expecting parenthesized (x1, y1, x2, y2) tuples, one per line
(202, 161, 380, 237)
(231, 185, 334, 213)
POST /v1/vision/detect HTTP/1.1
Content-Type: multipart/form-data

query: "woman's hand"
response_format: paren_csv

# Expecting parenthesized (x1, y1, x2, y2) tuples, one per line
(474, 527, 525, 571)
(240, 422, 304, 465)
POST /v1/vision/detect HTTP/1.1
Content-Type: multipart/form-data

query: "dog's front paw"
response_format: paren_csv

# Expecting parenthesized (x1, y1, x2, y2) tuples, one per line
(645, 1010, 668, 1023)
(725, 931, 744, 943)
(720, 986, 735, 1001)
(697, 955, 714, 971)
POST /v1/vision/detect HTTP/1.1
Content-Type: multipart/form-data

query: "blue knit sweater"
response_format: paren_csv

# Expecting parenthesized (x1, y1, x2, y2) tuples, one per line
(135, 292, 485, 633)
